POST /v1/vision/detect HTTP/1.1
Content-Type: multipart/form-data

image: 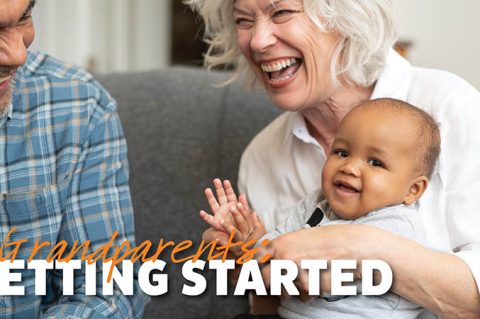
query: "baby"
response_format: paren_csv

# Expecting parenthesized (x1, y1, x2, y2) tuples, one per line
(200, 98, 441, 319)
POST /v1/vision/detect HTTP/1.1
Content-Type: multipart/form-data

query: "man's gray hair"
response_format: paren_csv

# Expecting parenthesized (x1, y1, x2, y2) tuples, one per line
(185, 0, 397, 87)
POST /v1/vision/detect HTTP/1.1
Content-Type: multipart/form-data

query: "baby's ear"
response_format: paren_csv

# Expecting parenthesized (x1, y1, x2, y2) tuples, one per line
(403, 176, 429, 205)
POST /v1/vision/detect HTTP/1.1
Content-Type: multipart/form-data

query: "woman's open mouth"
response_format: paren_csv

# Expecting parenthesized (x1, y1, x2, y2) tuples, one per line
(261, 58, 302, 83)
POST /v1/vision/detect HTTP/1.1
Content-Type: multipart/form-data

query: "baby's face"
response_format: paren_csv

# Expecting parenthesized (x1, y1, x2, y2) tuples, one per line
(321, 106, 421, 219)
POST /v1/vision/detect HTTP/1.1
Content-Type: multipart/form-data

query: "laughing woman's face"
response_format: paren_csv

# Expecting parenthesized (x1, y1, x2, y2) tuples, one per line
(233, 0, 340, 111)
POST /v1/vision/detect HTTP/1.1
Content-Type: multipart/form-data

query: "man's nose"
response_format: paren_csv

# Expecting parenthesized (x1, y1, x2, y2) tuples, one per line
(0, 30, 28, 68)
(340, 159, 361, 177)
(250, 19, 277, 53)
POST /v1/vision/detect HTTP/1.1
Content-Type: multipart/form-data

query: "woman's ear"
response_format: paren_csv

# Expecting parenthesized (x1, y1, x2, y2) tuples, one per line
(403, 176, 429, 205)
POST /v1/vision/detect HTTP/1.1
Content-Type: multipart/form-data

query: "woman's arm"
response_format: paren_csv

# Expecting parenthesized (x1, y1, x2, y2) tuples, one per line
(264, 225, 480, 319)
(384, 234, 480, 319)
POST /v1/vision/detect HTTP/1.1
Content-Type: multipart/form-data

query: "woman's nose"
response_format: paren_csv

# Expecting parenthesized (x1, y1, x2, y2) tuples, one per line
(250, 19, 277, 52)
(0, 30, 28, 68)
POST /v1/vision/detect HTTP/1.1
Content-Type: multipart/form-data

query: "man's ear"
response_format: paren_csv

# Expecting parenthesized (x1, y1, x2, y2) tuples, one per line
(403, 176, 429, 205)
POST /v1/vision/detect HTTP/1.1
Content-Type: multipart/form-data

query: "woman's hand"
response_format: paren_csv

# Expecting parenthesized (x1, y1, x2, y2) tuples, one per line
(261, 224, 364, 300)
(261, 224, 480, 318)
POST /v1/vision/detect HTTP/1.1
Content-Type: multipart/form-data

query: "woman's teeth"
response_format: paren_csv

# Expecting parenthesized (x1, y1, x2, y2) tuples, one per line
(261, 58, 297, 73)
(270, 71, 295, 82)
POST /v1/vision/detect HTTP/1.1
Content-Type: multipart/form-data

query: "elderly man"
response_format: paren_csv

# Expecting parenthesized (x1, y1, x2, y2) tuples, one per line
(0, 0, 148, 318)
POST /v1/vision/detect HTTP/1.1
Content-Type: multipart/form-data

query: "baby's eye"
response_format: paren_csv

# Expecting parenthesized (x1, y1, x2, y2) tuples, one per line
(334, 150, 349, 158)
(367, 159, 385, 168)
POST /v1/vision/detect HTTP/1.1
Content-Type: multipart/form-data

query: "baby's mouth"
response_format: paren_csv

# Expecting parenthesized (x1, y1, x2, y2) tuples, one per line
(334, 180, 360, 193)
(261, 58, 302, 82)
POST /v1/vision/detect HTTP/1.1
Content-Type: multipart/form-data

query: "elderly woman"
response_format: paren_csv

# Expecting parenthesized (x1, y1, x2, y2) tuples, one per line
(186, 0, 480, 318)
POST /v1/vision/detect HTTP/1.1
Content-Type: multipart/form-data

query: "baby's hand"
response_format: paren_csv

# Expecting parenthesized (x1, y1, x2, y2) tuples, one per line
(199, 178, 246, 233)
(222, 202, 267, 245)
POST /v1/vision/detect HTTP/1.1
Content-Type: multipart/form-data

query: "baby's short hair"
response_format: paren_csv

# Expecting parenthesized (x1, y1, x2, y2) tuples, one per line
(361, 98, 441, 178)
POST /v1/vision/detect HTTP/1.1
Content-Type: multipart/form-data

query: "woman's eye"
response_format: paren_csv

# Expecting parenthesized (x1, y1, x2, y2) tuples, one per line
(272, 10, 297, 22)
(367, 159, 384, 168)
(334, 150, 349, 158)
(273, 9, 293, 17)
(234, 18, 254, 29)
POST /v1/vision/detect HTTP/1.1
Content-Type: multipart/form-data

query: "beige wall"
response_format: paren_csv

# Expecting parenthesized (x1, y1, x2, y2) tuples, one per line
(31, 0, 171, 73)
(394, 0, 480, 89)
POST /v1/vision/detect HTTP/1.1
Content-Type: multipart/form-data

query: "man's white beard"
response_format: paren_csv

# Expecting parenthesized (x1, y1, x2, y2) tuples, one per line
(0, 73, 16, 117)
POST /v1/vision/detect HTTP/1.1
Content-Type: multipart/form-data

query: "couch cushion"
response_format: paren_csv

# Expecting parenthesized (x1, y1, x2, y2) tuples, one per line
(97, 66, 279, 319)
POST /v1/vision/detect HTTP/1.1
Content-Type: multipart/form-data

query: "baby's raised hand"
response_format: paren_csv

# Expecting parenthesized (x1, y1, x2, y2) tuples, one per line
(221, 202, 267, 244)
(199, 178, 245, 232)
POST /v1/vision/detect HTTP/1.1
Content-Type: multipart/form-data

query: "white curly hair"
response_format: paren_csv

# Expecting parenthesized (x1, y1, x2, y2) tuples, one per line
(185, 0, 397, 87)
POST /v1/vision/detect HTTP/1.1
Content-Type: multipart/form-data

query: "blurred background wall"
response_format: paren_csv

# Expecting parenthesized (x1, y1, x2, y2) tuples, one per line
(31, 0, 480, 89)
(393, 0, 480, 90)
(32, 0, 171, 72)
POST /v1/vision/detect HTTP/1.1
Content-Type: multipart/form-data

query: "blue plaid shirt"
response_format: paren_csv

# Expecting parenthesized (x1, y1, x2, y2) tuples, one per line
(0, 52, 149, 318)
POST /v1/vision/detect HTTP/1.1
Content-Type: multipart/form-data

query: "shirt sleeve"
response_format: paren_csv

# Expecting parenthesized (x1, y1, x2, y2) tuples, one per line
(349, 205, 421, 243)
(41, 85, 149, 318)
(258, 201, 307, 246)
(442, 91, 480, 293)
(259, 191, 322, 243)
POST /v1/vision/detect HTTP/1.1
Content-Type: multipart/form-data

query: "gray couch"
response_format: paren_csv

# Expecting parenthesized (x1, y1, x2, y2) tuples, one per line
(97, 67, 280, 319)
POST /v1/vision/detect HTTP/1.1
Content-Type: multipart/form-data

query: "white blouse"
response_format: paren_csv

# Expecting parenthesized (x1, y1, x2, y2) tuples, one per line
(238, 50, 480, 318)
